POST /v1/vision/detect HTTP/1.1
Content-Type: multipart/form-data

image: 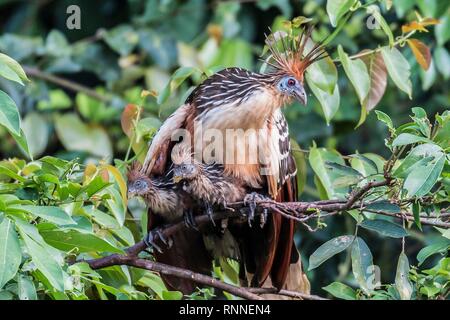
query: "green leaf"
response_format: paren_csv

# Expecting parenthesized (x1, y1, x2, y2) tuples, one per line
(435, 14, 450, 46)
(338, 45, 370, 106)
(40, 229, 123, 253)
(103, 24, 139, 56)
(13, 205, 75, 226)
(37, 89, 72, 110)
(0, 290, 14, 300)
(0, 163, 26, 182)
(15, 221, 65, 292)
(307, 80, 340, 124)
(18, 275, 37, 300)
(412, 202, 422, 231)
(393, 143, 442, 178)
(326, 0, 355, 27)
(54, 113, 112, 160)
(162, 290, 183, 300)
(157, 67, 198, 105)
(0, 218, 21, 288)
(416, 240, 450, 265)
(322, 282, 356, 300)
(45, 30, 70, 57)
(84, 175, 111, 198)
(366, 5, 394, 46)
(360, 219, 408, 238)
(420, 59, 436, 90)
(290, 140, 307, 196)
(305, 55, 337, 94)
(0, 53, 29, 85)
(210, 39, 253, 70)
(350, 153, 379, 174)
(392, 133, 433, 147)
(395, 252, 412, 300)
(136, 271, 167, 298)
(404, 153, 445, 197)
(351, 237, 374, 294)
(22, 112, 48, 158)
(0, 90, 21, 136)
(411, 107, 431, 137)
(365, 200, 401, 213)
(434, 47, 450, 79)
(309, 146, 346, 199)
(308, 235, 355, 270)
(11, 129, 32, 160)
(325, 161, 363, 177)
(332, 175, 361, 188)
(375, 110, 393, 131)
(381, 47, 412, 98)
(104, 187, 126, 226)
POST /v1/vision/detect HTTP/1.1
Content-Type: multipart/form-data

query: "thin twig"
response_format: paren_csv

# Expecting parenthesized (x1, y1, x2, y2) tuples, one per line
(23, 66, 112, 103)
(364, 209, 450, 228)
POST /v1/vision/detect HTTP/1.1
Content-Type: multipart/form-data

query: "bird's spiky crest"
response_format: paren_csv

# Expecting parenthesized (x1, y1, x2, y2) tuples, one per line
(264, 25, 328, 82)
(127, 161, 146, 182)
(171, 143, 194, 166)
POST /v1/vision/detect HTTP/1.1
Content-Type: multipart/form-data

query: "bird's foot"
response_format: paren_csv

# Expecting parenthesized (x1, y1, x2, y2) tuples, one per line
(144, 227, 172, 253)
(221, 199, 235, 212)
(244, 192, 269, 227)
(205, 202, 216, 226)
(183, 209, 199, 230)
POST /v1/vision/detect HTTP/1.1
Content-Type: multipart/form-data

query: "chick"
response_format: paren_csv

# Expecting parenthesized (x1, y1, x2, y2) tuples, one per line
(127, 161, 184, 252)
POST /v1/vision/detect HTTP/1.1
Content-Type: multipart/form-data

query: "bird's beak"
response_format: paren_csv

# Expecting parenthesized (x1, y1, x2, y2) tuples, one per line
(173, 175, 182, 183)
(293, 85, 307, 105)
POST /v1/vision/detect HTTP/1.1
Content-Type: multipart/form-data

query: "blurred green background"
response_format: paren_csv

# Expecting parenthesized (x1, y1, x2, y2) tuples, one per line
(0, 0, 448, 296)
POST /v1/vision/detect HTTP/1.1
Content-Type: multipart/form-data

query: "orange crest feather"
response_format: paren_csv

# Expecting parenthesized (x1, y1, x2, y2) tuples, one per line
(264, 25, 327, 82)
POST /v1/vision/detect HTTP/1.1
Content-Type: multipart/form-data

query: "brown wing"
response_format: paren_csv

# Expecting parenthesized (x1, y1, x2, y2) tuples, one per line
(142, 103, 212, 294)
(259, 110, 298, 289)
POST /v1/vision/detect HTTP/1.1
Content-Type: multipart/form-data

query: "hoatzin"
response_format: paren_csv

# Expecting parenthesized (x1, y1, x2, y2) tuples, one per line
(171, 143, 247, 220)
(136, 26, 326, 292)
(127, 162, 212, 292)
(127, 162, 185, 251)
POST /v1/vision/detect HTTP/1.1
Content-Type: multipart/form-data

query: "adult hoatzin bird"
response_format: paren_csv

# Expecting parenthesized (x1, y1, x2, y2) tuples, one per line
(139, 26, 326, 292)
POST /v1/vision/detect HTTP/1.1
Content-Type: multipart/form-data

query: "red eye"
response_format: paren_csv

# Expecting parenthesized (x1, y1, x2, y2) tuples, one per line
(287, 78, 296, 86)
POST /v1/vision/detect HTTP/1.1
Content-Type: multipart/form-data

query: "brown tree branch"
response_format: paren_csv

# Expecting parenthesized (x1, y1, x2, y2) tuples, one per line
(117, 257, 263, 300)
(83, 178, 447, 300)
(23, 66, 112, 103)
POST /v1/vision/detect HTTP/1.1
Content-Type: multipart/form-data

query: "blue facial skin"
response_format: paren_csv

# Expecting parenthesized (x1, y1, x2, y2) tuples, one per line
(277, 76, 307, 105)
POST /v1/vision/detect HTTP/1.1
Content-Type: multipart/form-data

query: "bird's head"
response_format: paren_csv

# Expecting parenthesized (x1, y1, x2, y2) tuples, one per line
(127, 161, 152, 198)
(170, 142, 199, 183)
(172, 163, 199, 183)
(275, 76, 307, 105)
(264, 25, 327, 106)
(128, 178, 151, 197)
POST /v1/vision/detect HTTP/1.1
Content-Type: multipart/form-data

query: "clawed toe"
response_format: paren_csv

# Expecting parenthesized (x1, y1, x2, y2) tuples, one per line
(144, 227, 172, 253)
(184, 209, 199, 230)
(244, 192, 269, 227)
(205, 202, 216, 226)
(144, 230, 163, 253)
